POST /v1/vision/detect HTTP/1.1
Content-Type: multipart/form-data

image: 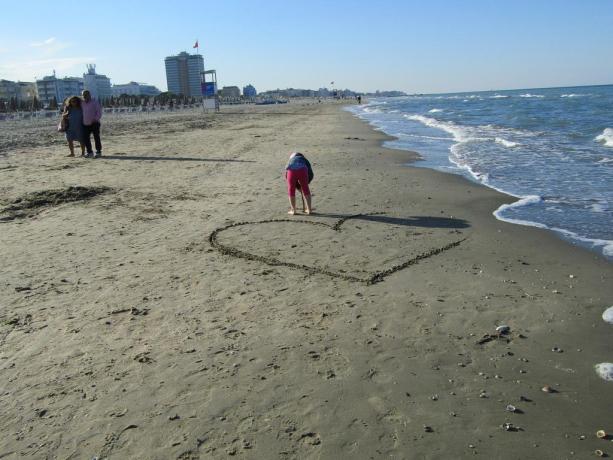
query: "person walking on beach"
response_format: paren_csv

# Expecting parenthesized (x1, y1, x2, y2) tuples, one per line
(61, 96, 86, 157)
(285, 152, 313, 215)
(81, 90, 103, 158)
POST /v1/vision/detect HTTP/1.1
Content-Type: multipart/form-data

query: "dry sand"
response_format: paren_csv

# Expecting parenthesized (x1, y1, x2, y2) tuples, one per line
(1, 101, 612, 459)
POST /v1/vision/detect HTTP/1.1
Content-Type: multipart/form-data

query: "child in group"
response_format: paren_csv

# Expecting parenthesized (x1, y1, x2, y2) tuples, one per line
(284, 152, 314, 215)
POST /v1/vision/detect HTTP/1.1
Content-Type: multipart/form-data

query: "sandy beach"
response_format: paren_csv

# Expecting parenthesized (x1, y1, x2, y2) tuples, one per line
(1, 101, 612, 459)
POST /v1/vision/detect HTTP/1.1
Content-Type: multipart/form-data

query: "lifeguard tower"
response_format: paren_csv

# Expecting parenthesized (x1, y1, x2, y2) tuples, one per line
(200, 69, 218, 112)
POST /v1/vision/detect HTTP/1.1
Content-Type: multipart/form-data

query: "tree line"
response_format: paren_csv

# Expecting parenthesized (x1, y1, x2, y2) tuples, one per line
(0, 92, 203, 113)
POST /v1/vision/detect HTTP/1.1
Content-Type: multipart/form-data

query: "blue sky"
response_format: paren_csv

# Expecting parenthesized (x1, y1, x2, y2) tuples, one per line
(1, 0, 612, 94)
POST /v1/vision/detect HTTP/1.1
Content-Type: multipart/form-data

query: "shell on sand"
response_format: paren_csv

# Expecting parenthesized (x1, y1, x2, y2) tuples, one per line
(496, 325, 510, 334)
(596, 430, 606, 439)
(594, 363, 613, 382)
(603, 306, 613, 324)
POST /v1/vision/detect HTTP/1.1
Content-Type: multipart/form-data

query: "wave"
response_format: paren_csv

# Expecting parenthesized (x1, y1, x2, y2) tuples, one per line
(447, 147, 491, 184)
(494, 197, 613, 257)
(595, 128, 613, 147)
(493, 196, 546, 225)
(350, 98, 613, 261)
(406, 114, 473, 142)
(401, 133, 453, 141)
(495, 137, 519, 148)
(561, 93, 588, 98)
(405, 114, 519, 149)
(490, 95, 510, 99)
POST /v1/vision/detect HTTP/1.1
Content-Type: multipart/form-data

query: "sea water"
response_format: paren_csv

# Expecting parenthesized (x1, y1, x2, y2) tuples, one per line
(348, 85, 613, 259)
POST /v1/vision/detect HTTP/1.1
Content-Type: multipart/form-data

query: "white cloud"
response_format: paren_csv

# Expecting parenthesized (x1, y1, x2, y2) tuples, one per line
(30, 37, 56, 47)
(0, 57, 95, 81)
(28, 37, 70, 55)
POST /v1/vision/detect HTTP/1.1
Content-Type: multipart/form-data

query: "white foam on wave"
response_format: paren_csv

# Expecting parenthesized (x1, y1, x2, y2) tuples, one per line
(493, 198, 613, 257)
(553, 227, 613, 257)
(519, 93, 545, 98)
(495, 137, 519, 148)
(447, 145, 490, 183)
(490, 94, 509, 99)
(493, 196, 545, 225)
(406, 114, 472, 142)
(428, 108, 443, 113)
(406, 114, 519, 149)
(595, 363, 613, 382)
(603, 306, 613, 324)
(561, 93, 589, 98)
(402, 133, 452, 141)
(595, 128, 613, 147)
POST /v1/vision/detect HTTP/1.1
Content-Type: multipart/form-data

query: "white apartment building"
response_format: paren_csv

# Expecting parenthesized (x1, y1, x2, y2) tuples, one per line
(35, 73, 84, 107)
(112, 82, 161, 97)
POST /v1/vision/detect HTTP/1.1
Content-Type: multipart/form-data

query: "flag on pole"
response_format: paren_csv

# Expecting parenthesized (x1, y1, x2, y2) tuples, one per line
(193, 40, 199, 49)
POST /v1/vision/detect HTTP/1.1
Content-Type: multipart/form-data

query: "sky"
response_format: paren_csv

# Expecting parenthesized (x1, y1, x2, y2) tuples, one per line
(1, 0, 612, 94)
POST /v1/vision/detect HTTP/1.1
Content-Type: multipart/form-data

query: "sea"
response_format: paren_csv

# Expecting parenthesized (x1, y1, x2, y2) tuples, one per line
(348, 85, 613, 260)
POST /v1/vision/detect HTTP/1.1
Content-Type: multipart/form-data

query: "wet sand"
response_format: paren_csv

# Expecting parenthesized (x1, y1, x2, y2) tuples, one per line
(0, 101, 612, 459)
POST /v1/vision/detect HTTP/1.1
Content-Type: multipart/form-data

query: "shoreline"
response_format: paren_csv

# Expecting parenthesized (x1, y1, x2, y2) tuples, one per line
(348, 103, 613, 262)
(1, 101, 612, 459)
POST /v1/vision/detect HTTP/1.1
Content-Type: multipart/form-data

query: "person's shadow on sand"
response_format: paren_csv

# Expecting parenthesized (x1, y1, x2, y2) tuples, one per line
(312, 213, 470, 229)
(100, 155, 254, 163)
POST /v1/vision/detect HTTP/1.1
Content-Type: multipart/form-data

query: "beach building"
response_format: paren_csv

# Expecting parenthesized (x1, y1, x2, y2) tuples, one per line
(0, 80, 19, 101)
(243, 84, 257, 98)
(112, 82, 161, 97)
(35, 73, 84, 107)
(164, 52, 204, 97)
(219, 86, 241, 98)
(83, 64, 112, 101)
(17, 82, 37, 101)
(0, 80, 35, 102)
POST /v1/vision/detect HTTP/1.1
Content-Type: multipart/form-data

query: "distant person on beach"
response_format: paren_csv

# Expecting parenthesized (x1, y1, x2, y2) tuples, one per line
(357, 95, 362, 104)
(285, 152, 313, 215)
(81, 90, 103, 158)
(61, 96, 86, 157)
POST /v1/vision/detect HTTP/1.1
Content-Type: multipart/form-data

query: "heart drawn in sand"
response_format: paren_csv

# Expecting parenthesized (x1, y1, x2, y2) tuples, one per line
(209, 213, 466, 284)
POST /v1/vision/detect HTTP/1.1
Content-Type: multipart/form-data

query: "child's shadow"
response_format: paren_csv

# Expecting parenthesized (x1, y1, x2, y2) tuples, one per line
(312, 213, 470, 230)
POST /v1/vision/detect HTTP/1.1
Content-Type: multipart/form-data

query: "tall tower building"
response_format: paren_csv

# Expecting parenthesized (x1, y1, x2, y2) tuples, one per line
(164, 52, 204, 97)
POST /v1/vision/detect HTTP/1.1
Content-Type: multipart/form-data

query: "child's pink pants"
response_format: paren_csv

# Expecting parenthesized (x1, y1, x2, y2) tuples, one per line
(286, 167, 310, 197)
